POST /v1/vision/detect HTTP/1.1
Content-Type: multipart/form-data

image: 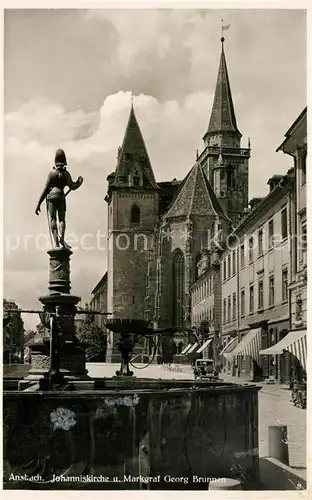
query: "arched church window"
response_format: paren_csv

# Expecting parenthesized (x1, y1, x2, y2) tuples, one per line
(172, 249, 185, 328)
(131, 204, 140, 224)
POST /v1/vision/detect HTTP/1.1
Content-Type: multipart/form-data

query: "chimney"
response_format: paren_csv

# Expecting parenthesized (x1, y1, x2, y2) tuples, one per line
(249, 197, 265, 211)
(267, 175, 284, 192)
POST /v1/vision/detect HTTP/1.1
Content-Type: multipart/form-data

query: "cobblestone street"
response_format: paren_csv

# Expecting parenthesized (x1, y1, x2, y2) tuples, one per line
(87, 363, 307, 470)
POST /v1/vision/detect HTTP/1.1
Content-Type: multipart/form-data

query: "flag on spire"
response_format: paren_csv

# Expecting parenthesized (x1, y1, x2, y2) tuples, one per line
(222, 23, 230, 31)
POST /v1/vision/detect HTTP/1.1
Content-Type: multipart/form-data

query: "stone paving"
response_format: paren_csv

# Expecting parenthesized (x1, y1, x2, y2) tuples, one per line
(212, 373, 307, 469)
(86, 362, 307, 469)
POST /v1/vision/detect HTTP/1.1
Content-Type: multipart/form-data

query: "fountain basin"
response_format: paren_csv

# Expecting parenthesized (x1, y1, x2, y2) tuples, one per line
(3, 379, 260, 490)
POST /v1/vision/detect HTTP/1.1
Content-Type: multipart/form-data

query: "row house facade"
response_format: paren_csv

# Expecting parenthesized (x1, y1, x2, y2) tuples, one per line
(259, 107, 307, 381)
(276, 108, 307, 331)
(219, 107, 307, 383)
(258, 108, 307, 381)
(220, 171, 294, 382)
(190, 250, 222, 360)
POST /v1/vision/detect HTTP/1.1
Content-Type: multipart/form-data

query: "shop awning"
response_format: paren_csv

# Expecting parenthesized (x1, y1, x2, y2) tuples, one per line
(230, 328, 262, 364)
(260, 329, 307, 372)
(181, 343, 192, 355)
(196, 339, 212, 354)
(220, 336, 238, 358)
(186, 342, 199, 354)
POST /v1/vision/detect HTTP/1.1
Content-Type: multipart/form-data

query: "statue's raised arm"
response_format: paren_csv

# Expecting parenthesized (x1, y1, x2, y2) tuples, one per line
(35, 149, 83, 249)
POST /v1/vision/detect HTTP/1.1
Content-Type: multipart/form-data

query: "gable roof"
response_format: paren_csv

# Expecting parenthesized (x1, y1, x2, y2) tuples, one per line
(112, 105, 158, 189)
(165, 162, 230, 220)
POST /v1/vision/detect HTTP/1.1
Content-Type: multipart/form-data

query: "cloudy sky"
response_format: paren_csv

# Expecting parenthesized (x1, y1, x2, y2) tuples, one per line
(3, 8, 306, 330)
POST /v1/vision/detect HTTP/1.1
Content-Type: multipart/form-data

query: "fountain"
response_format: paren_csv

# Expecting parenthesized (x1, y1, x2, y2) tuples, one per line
(3, 263, 262, 489)
(4, 304, 262, 489)
(19, 246, 88, 391)
(105, 318, 154, 376)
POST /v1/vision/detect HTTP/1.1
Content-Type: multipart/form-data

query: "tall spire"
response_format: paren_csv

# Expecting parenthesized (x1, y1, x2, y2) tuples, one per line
(112, 102, 158, 189)
(204, 35, 241, 141)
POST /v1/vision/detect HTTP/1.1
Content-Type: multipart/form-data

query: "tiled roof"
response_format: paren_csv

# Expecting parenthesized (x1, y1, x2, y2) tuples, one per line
(165, 162, 230, 220)
(112, 105, 158, 189)
(205, 42, 241, 137)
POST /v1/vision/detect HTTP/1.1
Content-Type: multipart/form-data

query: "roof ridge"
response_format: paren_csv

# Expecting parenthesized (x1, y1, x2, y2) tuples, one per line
(112, 105, 158, 189)
(165, 165, 196, 218)
(165, 162, 230, 220)
(201, 167, 232, 222)
(198, 165, 217, 218)
(188, 163, 199, 217)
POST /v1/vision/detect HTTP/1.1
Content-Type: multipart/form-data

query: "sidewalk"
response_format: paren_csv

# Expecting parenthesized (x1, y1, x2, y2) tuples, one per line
(172, 367, 306, 469)
(220, 373, 292, 398)
(161, 364, 293, 398)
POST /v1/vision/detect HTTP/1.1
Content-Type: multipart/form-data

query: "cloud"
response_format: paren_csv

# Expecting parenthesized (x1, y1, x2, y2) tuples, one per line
(3, 88, 302, 298)
(3, 90, 219, 326)
(5, 9, 306, 111)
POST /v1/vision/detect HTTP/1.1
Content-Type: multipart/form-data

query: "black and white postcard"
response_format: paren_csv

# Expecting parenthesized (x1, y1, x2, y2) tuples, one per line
(2, 3, 309, 495)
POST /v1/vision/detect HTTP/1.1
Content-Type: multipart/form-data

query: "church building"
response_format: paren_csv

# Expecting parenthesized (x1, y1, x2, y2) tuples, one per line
(103, 36, 251, 361)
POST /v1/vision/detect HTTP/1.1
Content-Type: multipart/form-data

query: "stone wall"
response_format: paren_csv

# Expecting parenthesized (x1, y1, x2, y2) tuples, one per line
(3, 382, 260, 490)
(107, 190, 158, 321)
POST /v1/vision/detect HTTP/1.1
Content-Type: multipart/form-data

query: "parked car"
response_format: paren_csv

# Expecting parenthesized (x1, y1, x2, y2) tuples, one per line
(193, 359, 219, 380)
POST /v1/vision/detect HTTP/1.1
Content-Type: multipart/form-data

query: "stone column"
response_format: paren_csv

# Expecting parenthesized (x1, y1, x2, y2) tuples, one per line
(48, 247, 72, 294)
(25, 247, 87, 383)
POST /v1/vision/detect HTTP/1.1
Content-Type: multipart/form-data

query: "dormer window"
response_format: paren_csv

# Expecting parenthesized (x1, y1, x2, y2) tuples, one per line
(119, 176, 125, 183)
(139, 154, 146, 165)
(124, 152, 132, 161)
(131, 204, 140, 224)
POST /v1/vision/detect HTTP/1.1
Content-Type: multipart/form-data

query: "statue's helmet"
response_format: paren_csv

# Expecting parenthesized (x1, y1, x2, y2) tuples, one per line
(55, 149, 67, 166)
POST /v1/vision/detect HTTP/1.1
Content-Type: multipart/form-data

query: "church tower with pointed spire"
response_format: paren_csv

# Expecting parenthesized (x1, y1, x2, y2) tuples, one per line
(198, 35, 250, 224)
(105, 103, 159, 337)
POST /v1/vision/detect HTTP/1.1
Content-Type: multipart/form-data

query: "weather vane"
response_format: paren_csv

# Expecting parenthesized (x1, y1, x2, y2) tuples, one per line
(221, 19, 231, 42)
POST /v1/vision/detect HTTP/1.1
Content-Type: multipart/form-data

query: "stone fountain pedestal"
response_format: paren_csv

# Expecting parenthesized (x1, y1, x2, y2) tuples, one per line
(105, 318, 153, 377)
(23, 247, 87, 385)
